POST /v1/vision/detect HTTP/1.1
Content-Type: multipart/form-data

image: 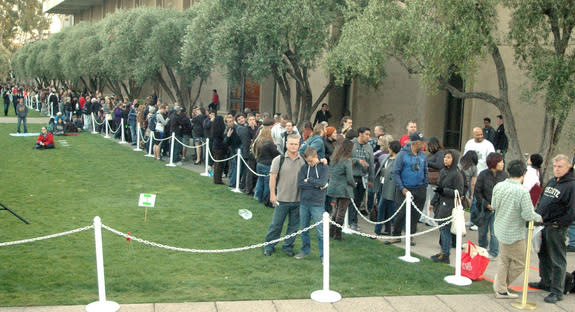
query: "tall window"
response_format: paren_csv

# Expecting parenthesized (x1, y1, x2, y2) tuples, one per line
(443, 74, 464, 150)
(229, 76, 260, 113)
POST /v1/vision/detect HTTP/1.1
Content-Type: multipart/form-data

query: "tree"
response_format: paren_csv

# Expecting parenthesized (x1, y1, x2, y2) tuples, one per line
(327, 0, 523, 161)
(0, 0, 49, 49)
(59, 22, 106, 92)
(184, 0, 343, 126)
(505, 0, 575, 175)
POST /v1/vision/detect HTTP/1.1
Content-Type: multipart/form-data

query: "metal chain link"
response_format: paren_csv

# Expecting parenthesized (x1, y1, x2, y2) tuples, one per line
(101, 220, 322, 253)
(350, 198, 405, 225)
(0, 225, 94, 247)
(411, 201, 453, 222)
(174, 136, 207, 149)
(238, 154, 269, 177)
(329, 218, 452, 240)
(207, 146, 238, 163)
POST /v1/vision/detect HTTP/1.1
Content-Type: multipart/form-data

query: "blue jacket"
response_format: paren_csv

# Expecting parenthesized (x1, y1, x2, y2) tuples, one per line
(299, 135, 325, 160)
(393, 144, 428, 190)
(298, 162, 329, 206)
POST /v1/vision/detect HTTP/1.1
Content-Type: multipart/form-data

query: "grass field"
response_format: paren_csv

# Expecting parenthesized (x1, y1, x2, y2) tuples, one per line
(0, 122, 492, 306)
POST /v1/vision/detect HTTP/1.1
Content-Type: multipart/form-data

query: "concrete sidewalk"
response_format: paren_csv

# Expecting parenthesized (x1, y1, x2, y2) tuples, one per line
(2, 124, 575, 311)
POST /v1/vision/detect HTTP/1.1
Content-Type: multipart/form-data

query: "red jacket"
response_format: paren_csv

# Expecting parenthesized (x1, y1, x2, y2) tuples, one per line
(37, 133, 55, 146)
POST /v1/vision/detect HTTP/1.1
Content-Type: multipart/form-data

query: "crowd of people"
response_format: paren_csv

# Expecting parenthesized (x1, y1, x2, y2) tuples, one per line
(4, 84, 575, 302)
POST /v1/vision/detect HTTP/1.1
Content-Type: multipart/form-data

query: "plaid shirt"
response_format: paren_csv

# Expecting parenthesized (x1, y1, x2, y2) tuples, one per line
(493, 179, 542, 244)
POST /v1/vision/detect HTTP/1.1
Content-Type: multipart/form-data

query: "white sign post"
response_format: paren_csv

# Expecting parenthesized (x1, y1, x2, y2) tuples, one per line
(138, 193, 156, 222)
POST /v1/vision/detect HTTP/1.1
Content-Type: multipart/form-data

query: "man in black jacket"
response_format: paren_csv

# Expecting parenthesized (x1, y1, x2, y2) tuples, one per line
(530, 154, 575, 303)
(493, 115, 508, 154)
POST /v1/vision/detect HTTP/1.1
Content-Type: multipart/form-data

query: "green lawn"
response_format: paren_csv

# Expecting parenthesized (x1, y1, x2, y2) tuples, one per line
(0, 123, 492, 306)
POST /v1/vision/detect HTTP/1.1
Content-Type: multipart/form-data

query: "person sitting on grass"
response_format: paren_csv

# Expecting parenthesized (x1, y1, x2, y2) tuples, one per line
(34, 126, 55, 149)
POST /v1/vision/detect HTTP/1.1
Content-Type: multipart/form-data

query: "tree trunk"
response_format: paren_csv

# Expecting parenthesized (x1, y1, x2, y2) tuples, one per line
(191, 78, 205, 107)
(156, 72, 177, 104)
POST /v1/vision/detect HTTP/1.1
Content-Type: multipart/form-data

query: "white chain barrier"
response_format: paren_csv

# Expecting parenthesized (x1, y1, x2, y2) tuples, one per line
(238, 154, 269, 177)
(207, 145, 238, 163)
(350, 197, 405, 225)
(329, 218, 451, 240)
(0, 225, 94, 247)
(101, 220, 322, 253)
(174, 135, 207, 149)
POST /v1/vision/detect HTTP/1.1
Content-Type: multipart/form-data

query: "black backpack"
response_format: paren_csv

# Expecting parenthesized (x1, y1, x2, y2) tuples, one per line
(148, 113, 157, 131)
(564, 270, 575, 294)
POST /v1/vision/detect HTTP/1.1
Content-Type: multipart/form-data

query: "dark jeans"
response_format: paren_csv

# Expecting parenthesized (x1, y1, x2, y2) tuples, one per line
(348, 176, 366, 226)
(375, 198, 396, 234)
(392, 185, 426, 237)
(212, 148, 226, 184)
(538, 225, 568, 296)
(264, 201, 300, 253)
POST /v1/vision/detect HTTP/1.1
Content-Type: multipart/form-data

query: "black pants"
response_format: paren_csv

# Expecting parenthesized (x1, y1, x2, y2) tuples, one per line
(348, 176, 366, 225)
(538, 225, 568, 295)
(392, 185, 426, 237)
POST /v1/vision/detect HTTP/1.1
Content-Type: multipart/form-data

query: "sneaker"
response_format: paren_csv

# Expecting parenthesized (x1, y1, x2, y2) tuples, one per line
(294, 252, 309, 260)
(567, 245, 575, 252)
(488, 254, 497, 261)
(465, 221, 473, 227)
(528, 281, 550, 291)
(495, 292, 519, 299)
(430, 253, 441, 261)
(544, 293, 563, 304)
(284, 250, 295, 257)
(350, 224, 359, 231)
(470, 225, 478, 231)
(263, 249, 274, 256)
(385, 238, 401, 245)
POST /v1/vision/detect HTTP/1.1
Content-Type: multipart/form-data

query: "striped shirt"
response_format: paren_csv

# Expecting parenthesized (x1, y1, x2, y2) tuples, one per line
(493, 179, 542, 244)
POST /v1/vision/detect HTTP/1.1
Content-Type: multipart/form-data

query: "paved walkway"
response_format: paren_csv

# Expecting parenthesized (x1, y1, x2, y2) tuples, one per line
(2, 117, 575, 311)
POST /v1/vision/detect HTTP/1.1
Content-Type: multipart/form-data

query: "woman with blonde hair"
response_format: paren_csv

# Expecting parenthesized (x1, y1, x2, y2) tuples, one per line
(253, 118, 280, 206)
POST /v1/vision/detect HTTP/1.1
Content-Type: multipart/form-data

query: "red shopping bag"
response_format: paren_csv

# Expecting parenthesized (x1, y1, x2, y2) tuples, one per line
(460, 240, 490, 281)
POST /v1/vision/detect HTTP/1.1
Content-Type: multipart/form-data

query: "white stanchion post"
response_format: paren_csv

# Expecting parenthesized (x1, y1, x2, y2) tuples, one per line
(231, 149, 242, 193)
(104, 120, 110, 138)
(118, 119, 127, 144)
(232, 148, 242, 193)
(166, 132, 176, 167)
(342, 208, 352, 234)
(86, 217, 120, 312)
(445, 202, 472, 286)
(91, 112, 98, 134)
(399, 192, 420, 263)
(200, 139, 211, 176)
(145, 133, 154, 157)
(134, 122, 142, 151)
(311, 212, 342, 303)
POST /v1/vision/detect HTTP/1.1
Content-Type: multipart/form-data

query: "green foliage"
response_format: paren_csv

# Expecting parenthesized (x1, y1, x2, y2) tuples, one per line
(506, 0, 575, 114)
(0, 44, 11, 81)
(0, 0, 49, 50)
(0, 122, 493, 305)
(328, 0, 498, 90)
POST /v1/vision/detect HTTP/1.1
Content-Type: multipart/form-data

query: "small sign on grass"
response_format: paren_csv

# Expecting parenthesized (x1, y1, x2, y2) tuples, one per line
(138, 193, 156, 222)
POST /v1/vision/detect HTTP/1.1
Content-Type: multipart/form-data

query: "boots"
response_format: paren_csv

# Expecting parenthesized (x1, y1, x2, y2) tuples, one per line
(431, 253, 450, 263)
(333, 225, 343, 241)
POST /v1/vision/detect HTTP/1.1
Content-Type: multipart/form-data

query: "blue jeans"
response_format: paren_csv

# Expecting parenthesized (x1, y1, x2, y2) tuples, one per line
(17, 116, 27, 133)
(254, 163, 270, 202)
(299, 204, 324, 258)
(440, 223, 452, 255)
(264, 201, 300, 253)
(568, 222, 575, 247)
(130, 123, 137, 144)
(375, 198, 396, 234)
(478, 210, 498, 257)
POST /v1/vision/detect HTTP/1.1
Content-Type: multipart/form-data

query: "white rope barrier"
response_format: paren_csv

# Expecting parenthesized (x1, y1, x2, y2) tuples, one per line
(139, 128, 149, 144)
(238, 154, 269, 177)
(0, 225, 94, 247)
(101, 221, 322, 253)
(411, 201, 453, 222)
(93, 116, 106, 126)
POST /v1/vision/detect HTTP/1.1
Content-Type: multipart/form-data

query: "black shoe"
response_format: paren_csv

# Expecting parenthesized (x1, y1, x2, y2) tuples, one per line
(544, 293, 563, 304)
(528, 281, 550, 291)
(284, 250, 294, 257)
(410, 239, 416, 246)
(263, 248, 275, 256)
(360, 209, 368, 216)
(430, 253, 441, 261)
